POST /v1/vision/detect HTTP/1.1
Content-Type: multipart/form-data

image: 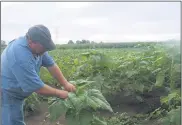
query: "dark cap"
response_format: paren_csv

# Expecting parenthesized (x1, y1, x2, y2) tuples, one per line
(26, 24, 56, 51)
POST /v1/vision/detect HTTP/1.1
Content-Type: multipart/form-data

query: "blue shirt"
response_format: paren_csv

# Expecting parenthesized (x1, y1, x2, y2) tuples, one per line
(1, 36, 55, 98)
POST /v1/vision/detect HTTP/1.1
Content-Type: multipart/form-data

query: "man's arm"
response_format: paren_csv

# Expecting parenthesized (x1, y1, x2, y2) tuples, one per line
(47, 64, 68, 86)
(47, 64, 76, 92)
(35, 84, 68, 99)
(11, 56, 68, 99)
(41, 52, 76, 92)
(41, 52, 67, 86)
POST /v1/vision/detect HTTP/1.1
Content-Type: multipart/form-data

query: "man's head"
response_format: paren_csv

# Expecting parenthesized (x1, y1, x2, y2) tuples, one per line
(26, 24, 56, 55)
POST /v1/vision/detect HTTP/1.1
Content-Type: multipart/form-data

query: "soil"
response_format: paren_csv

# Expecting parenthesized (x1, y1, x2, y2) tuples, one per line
(24, 102, 140, 125)
(25, 88, 166, 125)
(25, 102, 66, 125)
(24, 101, 160, 125)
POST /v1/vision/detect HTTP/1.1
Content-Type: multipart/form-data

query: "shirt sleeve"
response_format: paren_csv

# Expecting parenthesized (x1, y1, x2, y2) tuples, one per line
(11, 60, 45, 93)
(42, 52, 55, 67)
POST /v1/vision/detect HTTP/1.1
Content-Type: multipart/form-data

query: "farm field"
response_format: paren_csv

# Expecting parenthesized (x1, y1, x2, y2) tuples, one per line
(2, 42, 181, 125)
(1, 2, 180, 125)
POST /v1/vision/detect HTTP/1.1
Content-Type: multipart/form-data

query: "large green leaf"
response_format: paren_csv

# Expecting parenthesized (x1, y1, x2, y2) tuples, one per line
(155, 70, 165, 87)
(79, 109, 94, 125)
(88, 89, 111, 106)
(48, 87, 113, 123)
(66, 109, 80, 125)
(65, 109, 93, 125)
(86, 96, 99, 110)
(68, 93, 85, 113)
(48, 100, 67, 122)
(87, 89, 113, 112)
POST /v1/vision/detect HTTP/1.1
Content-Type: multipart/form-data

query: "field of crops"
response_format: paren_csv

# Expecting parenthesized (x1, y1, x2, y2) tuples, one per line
(2, 42, 181, 125)
(24, 42, 181, 125)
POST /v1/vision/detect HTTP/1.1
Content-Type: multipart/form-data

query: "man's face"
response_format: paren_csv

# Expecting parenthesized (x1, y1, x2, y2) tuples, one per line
(28, 40, 46, 55)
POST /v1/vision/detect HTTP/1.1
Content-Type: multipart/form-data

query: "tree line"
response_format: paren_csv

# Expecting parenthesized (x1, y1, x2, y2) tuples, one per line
(1, 40, 7, 48)
(67, 39, 103, 44)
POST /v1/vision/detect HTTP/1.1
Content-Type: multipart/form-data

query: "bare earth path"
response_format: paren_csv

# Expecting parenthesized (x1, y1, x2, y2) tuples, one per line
(25, 100, 160, 125)
(25, 102, 66, 125)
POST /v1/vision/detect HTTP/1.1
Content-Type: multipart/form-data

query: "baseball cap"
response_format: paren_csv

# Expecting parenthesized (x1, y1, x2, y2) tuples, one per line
(26, 24, 56, 51)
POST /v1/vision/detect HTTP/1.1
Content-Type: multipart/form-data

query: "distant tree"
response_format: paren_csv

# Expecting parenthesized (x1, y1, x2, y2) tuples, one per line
(76, 40, 81, 44)
(68, 40, 74, 44)
(1, 40, 7, 47)
(1, 40, 6, 45)
(91, 41, 96, 44)
(75, 39, 92, 44)
(81, 39, 86, 44)
(86, 40, 90, 44)
(80, 39, 90, 44)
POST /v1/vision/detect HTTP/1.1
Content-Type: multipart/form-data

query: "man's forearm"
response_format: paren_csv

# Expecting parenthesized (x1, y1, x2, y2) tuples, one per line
(47, 64, 68, 86)
(35, 84, 68, 98)
(36, 84, 59, 96)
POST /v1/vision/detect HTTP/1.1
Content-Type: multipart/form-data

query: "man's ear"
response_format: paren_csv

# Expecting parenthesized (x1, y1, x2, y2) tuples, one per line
(28, 39, 34, 48)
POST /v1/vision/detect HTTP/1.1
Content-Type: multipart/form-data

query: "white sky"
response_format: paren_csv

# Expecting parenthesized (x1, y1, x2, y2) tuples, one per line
(1, 2, 180, 44)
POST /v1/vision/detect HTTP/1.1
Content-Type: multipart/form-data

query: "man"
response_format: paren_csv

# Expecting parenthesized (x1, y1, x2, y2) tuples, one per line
(1, 24, 76, 125)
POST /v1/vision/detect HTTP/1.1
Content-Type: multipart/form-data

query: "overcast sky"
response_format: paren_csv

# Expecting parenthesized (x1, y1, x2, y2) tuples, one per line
(1, 2, 180, 44)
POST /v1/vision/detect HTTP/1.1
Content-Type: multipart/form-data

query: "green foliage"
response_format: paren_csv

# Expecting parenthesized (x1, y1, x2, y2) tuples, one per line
(158, 106, 181, 125)
(106, 113, 140, 125)
(57, 41, 168, 49)
(48, 79, 113, 125)
(48, 99, 67, 121)
(155, 70, 165, 87)
(40, 67, 57, 85)
(91, 116, 107, 125)
(23, 42, 180, 123)
(68, 40, 74, 44)
(147, 84, 180, 120)
(160, 89, 181, 110)
(65, 109, 94, 125)
(45, 43, 180, 106)
(148, 107, 167, 119)
(23, 93, 41, 116)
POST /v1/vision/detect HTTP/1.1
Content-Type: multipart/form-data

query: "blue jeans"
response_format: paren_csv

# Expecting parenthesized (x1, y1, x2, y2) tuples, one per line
(1, 89, 31, 125)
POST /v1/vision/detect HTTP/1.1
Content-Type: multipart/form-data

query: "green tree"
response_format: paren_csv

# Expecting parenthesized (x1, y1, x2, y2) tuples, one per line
(76, 40, 81, 44)
(68, 40, 74, 44)
(1, 40, 7, 48)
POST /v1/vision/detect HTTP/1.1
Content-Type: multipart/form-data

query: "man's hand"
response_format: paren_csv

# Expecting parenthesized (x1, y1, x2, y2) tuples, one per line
(47, 64, 76, 92)
(56, 90, 69, 99)
(63, 82, 76, 92)
(36, 84, 69, 99)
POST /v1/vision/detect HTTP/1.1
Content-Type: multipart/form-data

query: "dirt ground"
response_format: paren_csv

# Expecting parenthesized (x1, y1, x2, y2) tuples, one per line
(24, 101, 159, 125)
(24, 101, 142, 125)
(25, 89, 164, 125)
(25, 102, 66, 125)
